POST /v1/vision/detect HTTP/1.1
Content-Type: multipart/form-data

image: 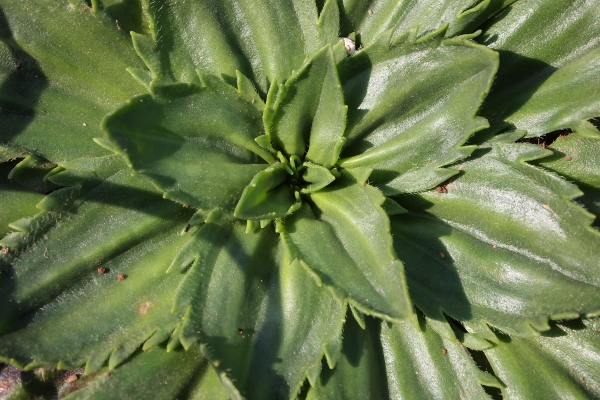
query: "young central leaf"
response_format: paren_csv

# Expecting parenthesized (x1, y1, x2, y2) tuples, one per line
(266, 45, 347, 168)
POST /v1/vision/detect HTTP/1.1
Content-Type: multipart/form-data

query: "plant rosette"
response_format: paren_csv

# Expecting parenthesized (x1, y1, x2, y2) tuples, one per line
(0, 0, 599, 399)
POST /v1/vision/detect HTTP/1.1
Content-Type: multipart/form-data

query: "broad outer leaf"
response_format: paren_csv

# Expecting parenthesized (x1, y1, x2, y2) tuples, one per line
(103, 83, 271, 212)
(479, 0, 600, 136)
(0, 1, 145, 161)
(308, 313, 495, 400)
(338, 33, 497, 194)
(64, 346, 228, 400)
(0, 169, 193, 371)
(536, 129, 600, 227)
(393, 140, 600, 336)
(336, 0, 518, 45)
(485, 318, 600, 399)
(282, 169, 412, 322)
(134, 0, 339, 93)
(267, 45, 346, 168)
(172, 220, 346, 400)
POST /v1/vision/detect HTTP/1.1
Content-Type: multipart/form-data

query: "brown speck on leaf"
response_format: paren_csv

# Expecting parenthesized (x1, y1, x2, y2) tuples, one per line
(492, 244, 497, 249)
(139, 301, 152, 315)
(237, 328, 244, 335)
(442, 348, 447, 354)
(435, 185, 448, 194)
(1, 246, 8, 255)
(543, 204, 552, 211)
(564, 155, 572, 161)
(440, 252, 446, 259)
(184, 224, 191, 233)
(66, 374, 78, 383)
(580, 376, 585, 382)
(183, 204, 189, 209)
(98, 267, 106, 275)
(118, 273, 126, 281)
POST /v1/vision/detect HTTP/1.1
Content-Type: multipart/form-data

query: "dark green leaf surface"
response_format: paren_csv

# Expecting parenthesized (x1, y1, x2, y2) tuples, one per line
(0, 169, 193, 371)
(393, 140, 600, 336)
(171, 220, 346, 400)
(536, 128, 600, 226)
(339, 34, 496, 194)
(133, 0, 340, 93)
(283, 169, 412, 322)
(267, 45, 346, 167)
(479, 0, 600, 136)
(64, 346, 228, 400)
(0, 1, 145, 161)
(308, 313, 494, 400)
(485, 318, 600, 399)
(103, 84, 271, 212)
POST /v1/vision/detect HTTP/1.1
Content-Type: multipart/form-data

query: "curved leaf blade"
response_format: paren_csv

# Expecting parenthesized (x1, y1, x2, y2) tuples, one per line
(282, 169, 412, 322)
(171, 220, 346, 400)
(339, 35, 497, 194)
(102, 84, 270, 212)
(479, 0, 600, 136)
(392, 142, 600, 336)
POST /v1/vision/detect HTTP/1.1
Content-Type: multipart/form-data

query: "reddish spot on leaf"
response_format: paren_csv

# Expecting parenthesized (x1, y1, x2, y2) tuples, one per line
(442, 348, 447, 355)
(98, 267, 106, 275)
(118, 274, 126, 281)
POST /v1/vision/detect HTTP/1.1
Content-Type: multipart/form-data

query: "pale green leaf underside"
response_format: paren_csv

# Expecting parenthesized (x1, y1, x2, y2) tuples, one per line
(282, 169, 412, 322)
(172, 221, 346, 400)
(339, 34, 497, 194)
(485, 318, 600, 399)
(64, 346, 228, 400)
(0, 169, 193, 371)
(536, 129, 600, 226)
(308, 313, 494, 400)
(102, 84, 270, 212)
(393, 142, 600, 336)
(0, 0, 145, 162)
(479, 0, 600, 136)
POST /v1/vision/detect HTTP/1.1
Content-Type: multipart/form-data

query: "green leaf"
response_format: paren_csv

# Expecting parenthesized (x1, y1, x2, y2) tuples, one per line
(171, 220, 346, 399)
(282, 169, 412, 322)
(64, 346, 228, 400)
(338, 34, 497, 194)
(535, 128, 600, 226)
(307, 313, 496, 399)
(267, 45, 346, 167)
(102, 83, 271, 212)
(0, 161, 45, 237)
(0, 1, 145, 162)
(479, 0, 600, 136)
(0, 169, 193, 371)
(300, 162, 336, 194)
(336, 0, 518, 45)
(484, 318, 600, 399)
(234, 162, 296, 220)
(392, 142, 600, 336)
(133, 0, 338, 93)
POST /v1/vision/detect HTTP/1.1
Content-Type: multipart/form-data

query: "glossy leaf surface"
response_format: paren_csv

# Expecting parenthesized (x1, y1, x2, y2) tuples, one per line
(479, 0, 600, 136)
(339, 34, 496, 194)
(283, 169, 412, 322)
(393, 140, 600, 336)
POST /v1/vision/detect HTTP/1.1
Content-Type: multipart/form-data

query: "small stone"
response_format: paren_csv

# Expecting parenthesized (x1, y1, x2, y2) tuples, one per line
(118, 273, 126, 281)
(183, 204, 189, 209)
(492, 244, 497, 249)
(66, 374, 78, 383)
(580, 376, 585, 382)
(82, 122, 87, 127)
(98, 267, 106, 275)
(543, 204, 552, 211)
(237, 328, 244, 335)
(1, 246, 8, 255)
(440, 252, 446, 259)
(368, 9, 373, 15)
(564, 155, 572, 161)
(442, 348, 447, 355)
